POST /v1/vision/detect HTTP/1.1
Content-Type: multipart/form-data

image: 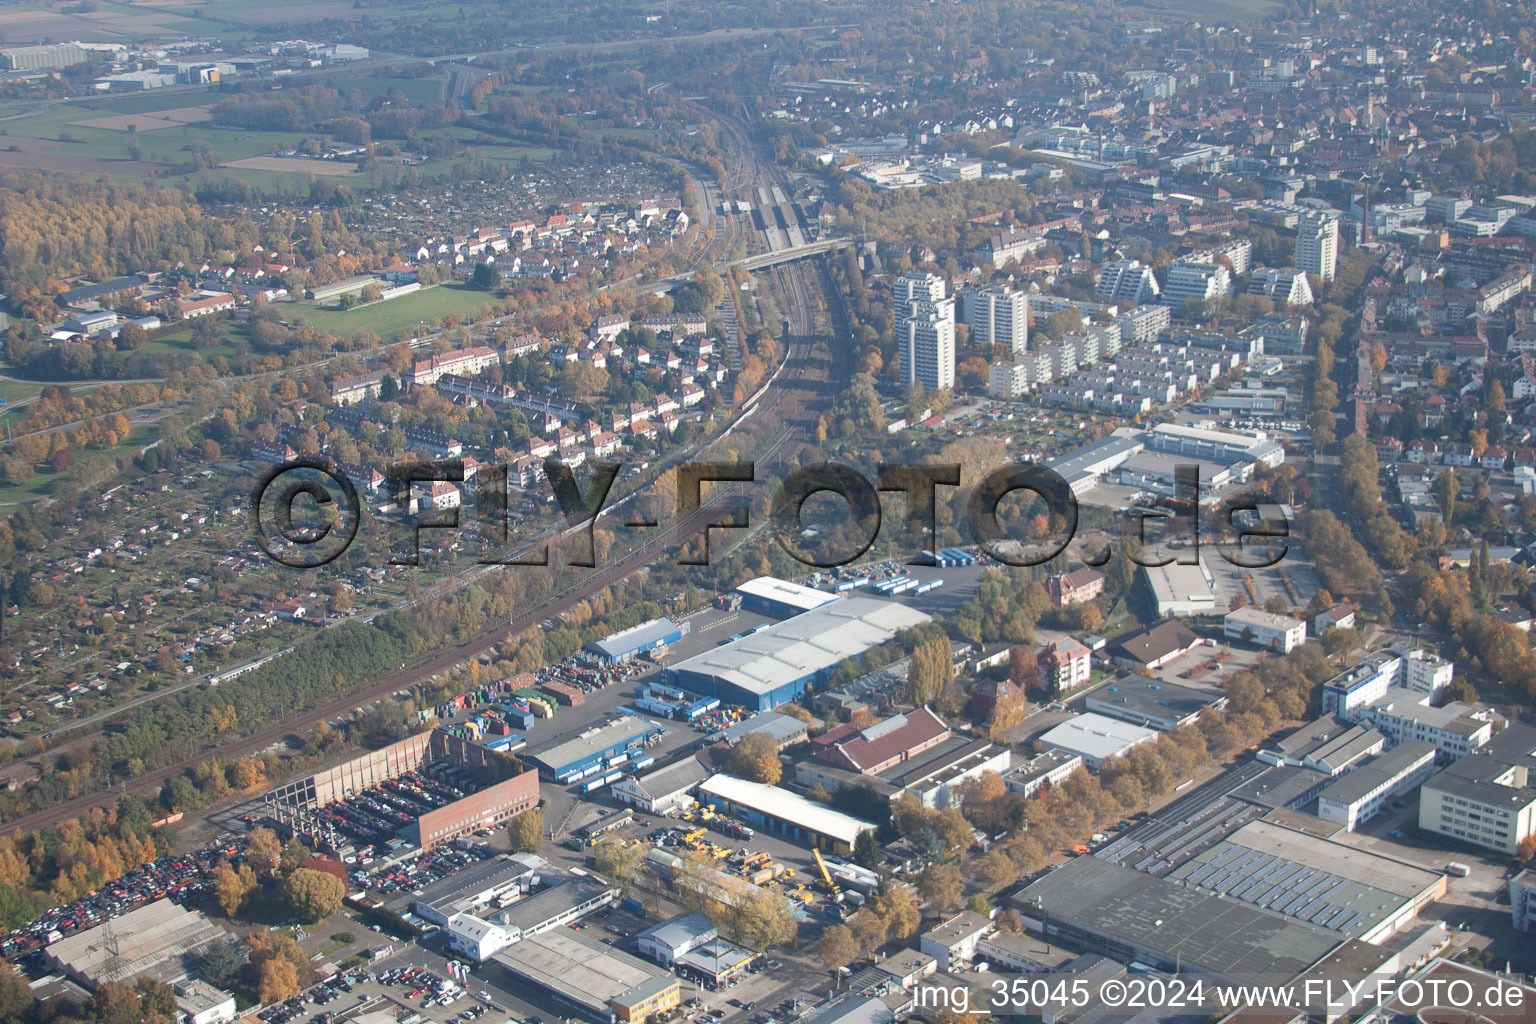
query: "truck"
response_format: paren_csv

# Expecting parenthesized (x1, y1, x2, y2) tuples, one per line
(1445, 862, 1471, 878)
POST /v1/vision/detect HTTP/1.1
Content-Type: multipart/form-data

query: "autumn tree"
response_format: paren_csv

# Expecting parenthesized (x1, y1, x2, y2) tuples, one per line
(245, 827, 282, 879)
(507, 806, 544, 853)
(915, 862, 964, 912)
(869, 882, 921, 940)
(725, 733, 782, 785)
(593, 837, 645, 896)
(907, 639, 953, 706)
(815, 924, 859, 970)
(281, 867, 344, 923)
(214, 862, 258, 917)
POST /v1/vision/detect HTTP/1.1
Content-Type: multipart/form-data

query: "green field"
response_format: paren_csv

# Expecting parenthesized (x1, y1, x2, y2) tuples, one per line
(0, 423, 158, 504)
(296, 283, 501, 339)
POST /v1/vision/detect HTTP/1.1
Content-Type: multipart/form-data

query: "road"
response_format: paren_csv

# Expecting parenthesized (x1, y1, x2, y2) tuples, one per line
(0, 109, 851, 837)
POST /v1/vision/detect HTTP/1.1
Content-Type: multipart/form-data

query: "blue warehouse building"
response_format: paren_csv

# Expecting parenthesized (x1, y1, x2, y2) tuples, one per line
(525, 717, 665, 784)
(663, 598, 932, 711)
(586, 617, 690, 664)
(734, 576, 842, 619)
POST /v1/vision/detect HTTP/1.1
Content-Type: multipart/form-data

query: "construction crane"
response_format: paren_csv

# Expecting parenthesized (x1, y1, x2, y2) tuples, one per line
(812, 847, 841, 896)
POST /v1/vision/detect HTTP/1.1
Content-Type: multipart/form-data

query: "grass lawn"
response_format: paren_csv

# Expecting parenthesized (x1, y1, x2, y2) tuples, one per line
(295, 283, 501, 339)
(0, 423, 159, 504)
(330, 76, 446, 104)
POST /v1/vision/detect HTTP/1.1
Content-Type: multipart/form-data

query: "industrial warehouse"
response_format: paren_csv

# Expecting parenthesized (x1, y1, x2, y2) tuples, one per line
(585, 617, 690, 664)
(524, 715, 666, 784)
(697, 773, 877, 854)
(45, 900, 233, 988)
(262, 728, 540, 853)
(733, 576, 842, 618)
(492, 929, 681, 1023)
(663, 598, 932, 710)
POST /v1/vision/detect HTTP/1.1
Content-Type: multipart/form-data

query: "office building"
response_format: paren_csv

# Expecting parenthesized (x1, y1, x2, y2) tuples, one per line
(898, 303, 956, 391)
(1296, 212, 1339, 282)
(1354, 695, 1494, 762)
(1224, 606, 1307, 653)
(1316, 741, 1438, 831)
(1003, 749, 1083, 798)
(964, 285, 1028, 355)
(1417, 722, 1536, 856)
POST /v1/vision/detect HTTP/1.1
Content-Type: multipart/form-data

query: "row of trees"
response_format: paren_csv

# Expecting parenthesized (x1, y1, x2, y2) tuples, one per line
(0, 796, 170, 929)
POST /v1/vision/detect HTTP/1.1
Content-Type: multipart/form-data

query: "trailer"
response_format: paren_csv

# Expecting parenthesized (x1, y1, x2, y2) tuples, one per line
(913, 578, 943, 595)
(834, 577, 872, 593)
(629, 755, 656, 772)
(580, 775, 611, 794)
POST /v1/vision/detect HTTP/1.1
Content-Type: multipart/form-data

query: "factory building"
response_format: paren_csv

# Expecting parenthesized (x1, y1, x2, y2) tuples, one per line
(733, 576, 842, 618)
(585, 617, 689, 664)
(610, 756, 713, 815)
(45, 900, 232, 988)
(525, 717, 665, 784)
(664, 598, 931, 711)
(697, 774, 877, 854)
(1037, 713, 1159, 769)
(493, 930, 680, 1024)
(263, 729, 540, 853)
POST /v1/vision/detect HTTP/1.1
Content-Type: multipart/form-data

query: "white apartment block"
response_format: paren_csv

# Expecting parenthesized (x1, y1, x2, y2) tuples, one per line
(1161, 262, 1233, 308)
(965, 285, 1028, 355)
(988, 361, 1028, 398)
(900, 303, 956, 392)
(1295, 212, 1339, 282)
(1223, 606, 1306, 653)
(1097, 260, 1161, 304)
(1317, 741, 1438, 831)
(1512, 870, 1536, 933)
(893, 271, 948, 322)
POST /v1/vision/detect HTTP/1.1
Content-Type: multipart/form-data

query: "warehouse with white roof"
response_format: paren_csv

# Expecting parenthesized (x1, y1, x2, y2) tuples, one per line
(664, 598, 931, 710)
(698, 773, 877, 854)
(1038, 712, 1160, 768)
(734, 576, 842, 618)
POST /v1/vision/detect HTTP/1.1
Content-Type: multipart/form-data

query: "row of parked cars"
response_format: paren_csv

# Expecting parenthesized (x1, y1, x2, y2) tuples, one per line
(358, 841, 492, 894)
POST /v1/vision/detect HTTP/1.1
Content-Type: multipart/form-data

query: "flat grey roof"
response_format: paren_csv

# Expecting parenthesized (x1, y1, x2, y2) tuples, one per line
(1086, 676, 1222, 724)
(717, 712, 808, 746)
(624, 756, 712, 801)
(495, 874, 614, 934)
(493, 930, 672, 1013)
(408, 857, 527, 914)
(528, 716, 661, 771)
(1317, 741, 1437, 806)
(1012, 856, 1348, 985)
(1046, 433, 1145, 480)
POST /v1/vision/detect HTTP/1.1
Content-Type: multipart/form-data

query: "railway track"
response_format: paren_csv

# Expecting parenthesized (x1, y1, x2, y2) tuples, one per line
(0, 107, 850, 840)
